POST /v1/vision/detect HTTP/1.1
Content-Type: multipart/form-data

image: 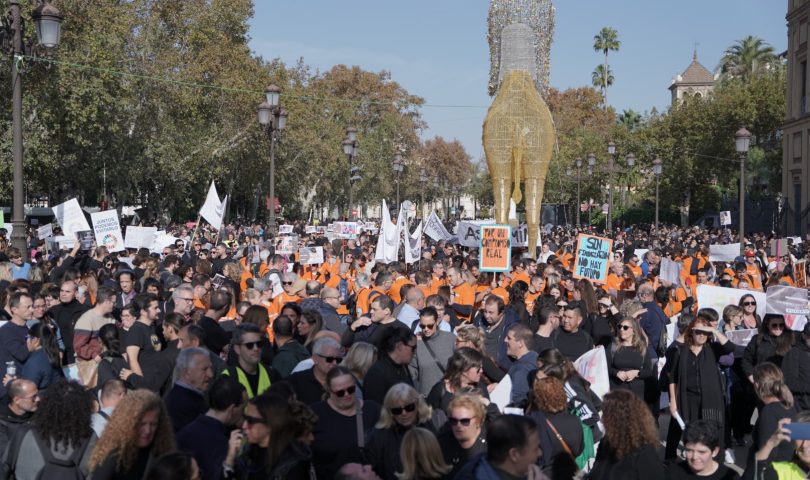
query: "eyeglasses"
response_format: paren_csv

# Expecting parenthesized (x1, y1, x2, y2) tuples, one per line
(405, 343, 417, 352)
(770, 323, 786, 329)
(241, 341, 261, 350)
(598, 303, 610, 309)
(743, 301, 756, 306)
(282, 282, 293, 286)
(332, 385, 357, 397)
(619, 325, 632, 331)
(390, 403, 417, 416)
(244, 414, 266, 425)
(317, 354, 343, 364)
(419, 323, 436, 330)
(448, 417, 473, 426)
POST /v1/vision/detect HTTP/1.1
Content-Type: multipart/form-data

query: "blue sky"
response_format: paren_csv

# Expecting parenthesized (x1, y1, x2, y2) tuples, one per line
(248, 1, 787, 161)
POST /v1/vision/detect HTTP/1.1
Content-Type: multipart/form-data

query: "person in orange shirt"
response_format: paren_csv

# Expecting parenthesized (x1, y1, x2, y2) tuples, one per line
(388, 262, 413, 305)
(353, 272, 373, 317)
(324, 263, 354, 316)
(413, 270, 432, 300)
(490, 273, 510, 305)
(511, 259, 531, 286)
(626, 254, 642, 279)
(605, 262, 625, 293)
(356, 271, 392, 317)
(743, 252, 764, 291)
(191, 274, 211, 311)
(269, 273, 302, 316)
(447, 265, 475, 322)
(429, 260, 447, 296)
(525, 275, 544, 314)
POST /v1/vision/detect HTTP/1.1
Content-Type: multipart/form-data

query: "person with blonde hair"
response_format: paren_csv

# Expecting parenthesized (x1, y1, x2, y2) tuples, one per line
(437, 393, 488, 478)
(454, 324, 505, 385)
(343, 341, 377, 386)
(396, 427, 451, 480)
(366, 383, 436, 480)
(88, 389, 175, 479)
(749, 362, 796, 466)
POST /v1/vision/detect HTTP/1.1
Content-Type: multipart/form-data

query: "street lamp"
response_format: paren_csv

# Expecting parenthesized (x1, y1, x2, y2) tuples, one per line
(0, 0, 63, 261)
(607, 141, 616, 232)
(343, 127, 360, 220)
(652, 158, 663, 232)
(735, 127, 752, 253)
(392, 151, 404, 207)
(257, 84, 287, 235)
(575, 157, 582, 226)
(623, 153, 635, 209)
(419, 167, 428, 220)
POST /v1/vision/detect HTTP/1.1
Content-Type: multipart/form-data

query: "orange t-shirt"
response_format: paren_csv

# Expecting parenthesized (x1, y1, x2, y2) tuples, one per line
(390, 276, 413, 305)
(325, 274, 354, 315)
(490, 287, 510, 305)
(429, 276, 447, 296)
(512, 272, 531, 286)
(452, 282, 475, 321)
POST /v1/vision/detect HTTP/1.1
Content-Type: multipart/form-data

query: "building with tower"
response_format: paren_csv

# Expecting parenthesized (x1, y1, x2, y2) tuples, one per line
(669, 51, 717, 105)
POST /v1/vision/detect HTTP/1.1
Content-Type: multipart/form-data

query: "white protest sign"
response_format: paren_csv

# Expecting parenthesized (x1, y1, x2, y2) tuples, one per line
(299, 246, 324, 265)
(90, 210, 125, 252)
(305, 226, 317, 234)
(335, 222, 359, 239)
(124, 226, 158, 249)
(456, 221, 481, 248)
(696, 284, 766, 319)
(490, 374, 512, 412)
(634, 249, 649, 261)
(765, 285, 810, 316)
(512, 224, 543, 248)
(275, 235, 298, 255)
(720, 211, 731, 226)
(660, 258, 681, 285)
(574, 347, 609, 399)
(54, 235, 75, 249)
(709, 243, 741, 262)
(150, 231, 180, 254)
(279, 225, 294, 235)
(52, 198, 91, 239)
(424, 211, 453, 242)
(37, 224, 53, 240)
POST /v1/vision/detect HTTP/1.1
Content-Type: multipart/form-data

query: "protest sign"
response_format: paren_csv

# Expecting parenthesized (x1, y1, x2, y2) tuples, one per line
(150, 231, 180, 254)
(76, 231, 95, 251)
(765, 285, 810, 316)
(489, 374, 512, 412)
(335, 222, 359, 239)
(696, 284, 766, 319)
(770, 238, 789, 257)
(91, 210, 125, 252)
(660, 258, 681, 285)
(52, 198, 91, 238)
(54, 235, 75, 249)
(573, 234, 612, 284)
(0, 210, 4, 228)
(574, 347, 609, 399)
(405, 221, 423, 265)
(37, 224, 53, 240)
(279, 224, 294, 235)
(456, 221, 481, 248)
(726, 329, 758, 347)
(634, 249, 649, 261)
(299, 246, 324, 265)
(304, 226, 317, 234)
(512, 224, 543, 248)
(479, 225, 511, 272)
(709, 243, 741, 262)
(720, 211, 731, 226)
(326, 224, 334, 232)
(275, 235, 298, 255)
(796, 260, 807, 288)
(424, 211, 453, 242)
(124, 226, 158, 249)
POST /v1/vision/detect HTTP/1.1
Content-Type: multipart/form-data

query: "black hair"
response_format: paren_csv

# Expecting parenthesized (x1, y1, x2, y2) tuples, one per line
(381, 326, 416, 355)
(99, 323, 123, 358)
(145, 452, 196, 480)
(208, 376, 246, 411)
(486, 414, 537, 464)
(272, 314, 295, 338)
(682, 419, 721, 450)
(31, 380, 93, 450)
(28, 322, 60, 371)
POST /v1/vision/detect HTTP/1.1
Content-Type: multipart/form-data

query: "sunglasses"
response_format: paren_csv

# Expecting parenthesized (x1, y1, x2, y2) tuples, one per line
(419, 323, 436, 330)
(693, 330, 710, 336)
(244, 414, 266, 425)
(619, 325, 632, 331)
(390, 403, 417, 416)
(332, 385, 357, 397)
(282, 282, 293, 286)
(241, 341, 261, 350)
(770, 323, 786, 329)
(318, 354, 343, 364)
(743, 301, 756, 306)
(448, 417, 473, 427)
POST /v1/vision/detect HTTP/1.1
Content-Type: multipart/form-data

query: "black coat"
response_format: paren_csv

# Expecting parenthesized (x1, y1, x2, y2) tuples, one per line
(783, 341, 810, 410)
(742, 332, 793, 377)
(363, 354, 413, 405)
(165, 383, 207, 433)
(49, 299, 90, 364)
(590, 442, 666, 480)
(367, 423, 435, 480)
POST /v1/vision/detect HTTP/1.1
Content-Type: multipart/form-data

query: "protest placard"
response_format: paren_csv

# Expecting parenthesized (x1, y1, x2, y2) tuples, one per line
(726, 329, 758, 347)
(765, 285, 810, 316)
(479, 225, 511, 272)
(52, 198, 91, 238)
(76, 231, 95, 251)
(456, 221, 481, 248)
(91, 210, 125, 252)
(37, 224, 53, 240)
(574, 347, 609, 399)
(424, 211, 453, 242)
(696, 284, 766, 319)
(770, 238, 789, 257)
(660, 258, 681, 285)
(335, 222, 359, 239)
(720, 211, 731, 226)
(54, 235, 75, 250)
(709, 243, 741, 262)
(299, 246, 324, 265)
(573, 234, 612, 284)
(304, 226, 317, 234)
(279, 224, 294, 235)
(124, 226, 158, 249)
(796, 260, 807, 288)
(512, 224, 543, 248)
(275, 235, 298, 255)
(150, 231, 180, 254)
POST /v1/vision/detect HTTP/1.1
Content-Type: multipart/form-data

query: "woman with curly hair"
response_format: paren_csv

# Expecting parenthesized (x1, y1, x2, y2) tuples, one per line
(606, 316, 654, 399)
(527, 377, 583, 479)
(6, 379, 96, 479)
(590, 389, 665, 479)
(88, 389, 175, 479)
(366, 383, 439, 480)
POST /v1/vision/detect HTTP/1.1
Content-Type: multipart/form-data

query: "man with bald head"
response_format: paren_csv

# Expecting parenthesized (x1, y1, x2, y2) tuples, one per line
(319, 287, 346, 335)
(0, 379, 38, 455)
(48, 279, 89, 365)
(397, 286, 425, 330)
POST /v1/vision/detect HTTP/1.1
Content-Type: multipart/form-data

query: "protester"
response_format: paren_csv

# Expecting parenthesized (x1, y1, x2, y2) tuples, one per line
(0, 292, 34, 398)
(396, 427, 451, 480)
(92, 378, 128, 437)
(144, 451, 201, 480)
(667, 419, 741, 480)
(437, 393, 488, 478)
(363, 327, 416, 404)
(164, 347, 213, 432)
(20, 322, 62, 390)
(0, 378, 38, 457)
(454, 414, 544, 479)
(288, 336, 343, 405)
(528, 376, 584, 479)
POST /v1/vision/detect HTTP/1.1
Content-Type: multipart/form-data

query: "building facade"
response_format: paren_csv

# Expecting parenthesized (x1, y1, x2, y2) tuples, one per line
(784, 0, 810, 236)
(669, 51, 716, 105)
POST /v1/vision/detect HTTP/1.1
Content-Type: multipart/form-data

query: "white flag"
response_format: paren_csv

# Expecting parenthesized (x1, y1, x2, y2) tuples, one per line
(423, 210, 452, 242)
(375, 200, 404, 263)
(405, 221, 423, 265)
(199, 181, 225, 230)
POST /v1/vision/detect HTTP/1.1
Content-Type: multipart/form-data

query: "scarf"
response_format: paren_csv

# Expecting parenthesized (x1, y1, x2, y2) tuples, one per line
(673, 344, 725, 424)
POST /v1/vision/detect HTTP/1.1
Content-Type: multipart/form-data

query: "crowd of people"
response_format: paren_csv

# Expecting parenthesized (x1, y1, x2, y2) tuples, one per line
(0, 220, 808, 480)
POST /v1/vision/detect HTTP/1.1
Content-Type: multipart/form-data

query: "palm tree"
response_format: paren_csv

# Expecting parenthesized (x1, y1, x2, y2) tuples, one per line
(593, 27, 620, 107)
(617, 109, 642, 131)
(717, 35, 777, 80)
(591, 64, 614, 97)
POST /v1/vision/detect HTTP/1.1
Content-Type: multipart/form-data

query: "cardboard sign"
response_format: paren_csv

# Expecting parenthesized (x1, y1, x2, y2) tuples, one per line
(720, 211, 731, 226)
(91, 210, 125, 252)
(124, 226, 158, 249)
(37, 224, 53, 240)
(457, 221, 481, 248)
(52, 198, 91, 238)
(696, 284, 766, 320)
(573, 234, 613, 284)
(765, 285, 810, 316)
(279, 224, 294, 235)
(299, 246, 324, 265)
(275, 235, 298, 255)
(709, 243, 741, 262)
(796, 260, 807, 288)
(335, 222, 359, 239)
(479, 225, 511, 272)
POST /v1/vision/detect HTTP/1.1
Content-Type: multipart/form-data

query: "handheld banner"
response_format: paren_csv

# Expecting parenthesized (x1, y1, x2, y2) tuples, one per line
(91, 210, 125, 252)
(573, 234, 612, 284)
(52, 198, 91, 238)
(479, 225, 511, 272)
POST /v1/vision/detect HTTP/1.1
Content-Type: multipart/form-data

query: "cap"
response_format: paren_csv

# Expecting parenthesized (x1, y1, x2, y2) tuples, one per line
(745, 251, 755, 257)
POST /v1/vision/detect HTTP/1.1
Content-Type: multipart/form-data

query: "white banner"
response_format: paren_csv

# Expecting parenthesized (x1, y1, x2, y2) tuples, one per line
(405, 221, 423, 265)
(574, 346, 609, 400)
(299, 246, 324, 265)
(709, 243, 741, 262)
(423, 211, 453, 242)
(124, 226, 158, 249)
(150, 231, 180, 254)
(696, 284, 766, 319)
(91, 210, 125, 252)
(660, 258, 681, 285)
(52, 198, 91, 239)
(375, 200, 403, 263)
(512, 224, 543, 248)
(456, 221, 481, 248)
(199, 180, 225, 230)
(37, 224, 53, 240)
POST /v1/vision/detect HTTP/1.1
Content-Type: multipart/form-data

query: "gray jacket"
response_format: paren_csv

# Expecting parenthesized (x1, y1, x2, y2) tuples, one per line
(410, 330, 456, 396)
(8, 429, 97, 480)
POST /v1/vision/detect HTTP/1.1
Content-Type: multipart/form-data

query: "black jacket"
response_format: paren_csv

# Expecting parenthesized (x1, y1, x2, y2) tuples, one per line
(0, 401, 32, 458)
(363, 354, 413, 405)
(783, 341, 810, 409)
(165, 383, 207, 433)
(272, 340, 310, 378)
(742, 333, 793, 377)
(367, 423, 435, 480)
(49, 299, 90, 364)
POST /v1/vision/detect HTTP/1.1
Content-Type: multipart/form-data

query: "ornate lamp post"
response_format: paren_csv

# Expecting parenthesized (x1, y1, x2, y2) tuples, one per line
(343, 127, 360, 220)
(392, 151, 404, 207)
(652, 157, 663, 232)
(257, 85, 287, 235)
(735, 127, 751, 253)
(1, 0, 63, 260)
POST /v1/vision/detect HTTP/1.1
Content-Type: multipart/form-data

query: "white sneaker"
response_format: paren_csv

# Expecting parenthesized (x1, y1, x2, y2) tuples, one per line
(724, 449, 736, 465)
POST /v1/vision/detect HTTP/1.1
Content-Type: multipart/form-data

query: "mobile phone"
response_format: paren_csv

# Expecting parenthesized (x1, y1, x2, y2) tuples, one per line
(786, 423, 810, 440)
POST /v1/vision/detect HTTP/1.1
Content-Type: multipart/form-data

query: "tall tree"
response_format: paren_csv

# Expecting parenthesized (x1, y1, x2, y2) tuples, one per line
(593, 27, 620, 107)
(718, 35, 777, 81)
(617, 109, 642, 132)
(591, 64, 614, 98)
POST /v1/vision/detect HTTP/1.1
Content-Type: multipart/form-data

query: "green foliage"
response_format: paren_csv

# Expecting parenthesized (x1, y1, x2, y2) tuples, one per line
(717, 35, 778, 81)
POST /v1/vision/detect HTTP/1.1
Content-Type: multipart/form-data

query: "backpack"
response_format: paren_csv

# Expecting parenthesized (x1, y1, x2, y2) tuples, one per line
(32, 432, 90, 480)
(656, 317, 669, 357)
(338, 277, 350, 305)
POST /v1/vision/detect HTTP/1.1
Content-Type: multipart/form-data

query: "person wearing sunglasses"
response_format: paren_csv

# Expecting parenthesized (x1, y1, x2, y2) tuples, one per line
(437, 394, 487, 479)
(365, 383, 435, 480)
(738, 294, 762, 330)
(363, 327, 417, 405)
(222, 324, 277, 400)
(288, 336, 344, 406)
(606, 317, 654, 400)
(311, 366, 382, 480)
(412, 307, 455, 397)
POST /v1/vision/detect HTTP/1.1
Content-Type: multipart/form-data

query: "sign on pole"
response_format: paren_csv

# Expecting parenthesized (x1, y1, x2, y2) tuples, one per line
(457, 221, 481, 248)
(572, 233, 613, 284)
(479, 225, 511, 272)
(720, 211, 731, 226)
(37, 224, 53, 240)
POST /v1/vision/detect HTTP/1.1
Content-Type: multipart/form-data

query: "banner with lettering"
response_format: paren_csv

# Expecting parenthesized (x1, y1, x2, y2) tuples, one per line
(572, 234, 613, 284)
(479, 225, 511, 272)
